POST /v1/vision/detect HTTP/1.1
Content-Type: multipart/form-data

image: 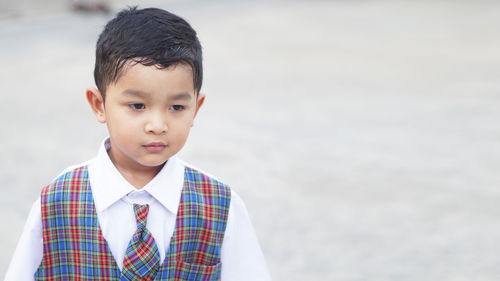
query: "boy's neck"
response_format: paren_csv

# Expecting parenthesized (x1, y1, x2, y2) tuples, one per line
(107, 149, 164, 189)
(117, 165, 163, 189)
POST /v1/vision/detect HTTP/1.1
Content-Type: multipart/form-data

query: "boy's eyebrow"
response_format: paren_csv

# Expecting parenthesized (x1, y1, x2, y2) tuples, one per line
(122, 89, 149, 98)
(170, 93, 193, 101)
(121, 89, 192, 101)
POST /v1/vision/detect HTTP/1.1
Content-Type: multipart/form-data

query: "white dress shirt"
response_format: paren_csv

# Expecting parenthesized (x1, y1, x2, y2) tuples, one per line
(4, 139, 271, 281)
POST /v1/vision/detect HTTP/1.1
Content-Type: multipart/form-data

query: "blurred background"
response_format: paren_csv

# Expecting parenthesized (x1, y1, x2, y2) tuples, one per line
(1, 0, 500, 280)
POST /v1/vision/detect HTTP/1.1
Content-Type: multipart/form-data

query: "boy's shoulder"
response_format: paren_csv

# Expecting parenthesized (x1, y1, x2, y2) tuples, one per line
(42, 159, 94, 194)
(179, 159, 227, 184)
(51, 159, 95, 183)
(176, 159, 232, 196)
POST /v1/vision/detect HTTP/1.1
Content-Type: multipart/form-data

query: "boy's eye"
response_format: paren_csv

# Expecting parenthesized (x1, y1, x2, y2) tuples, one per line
(170, 105, 185, 111)
(129, 103, 145, 110)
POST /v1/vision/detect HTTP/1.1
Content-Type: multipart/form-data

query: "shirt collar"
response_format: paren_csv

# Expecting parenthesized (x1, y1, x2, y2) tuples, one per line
(88, 138, 185, 215)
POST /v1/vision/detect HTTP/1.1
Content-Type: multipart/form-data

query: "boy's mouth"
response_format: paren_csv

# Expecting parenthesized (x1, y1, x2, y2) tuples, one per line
(143, 142, 167, 153)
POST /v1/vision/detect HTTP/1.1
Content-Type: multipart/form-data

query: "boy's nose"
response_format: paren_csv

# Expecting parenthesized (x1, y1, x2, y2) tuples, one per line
(145, 113, 168, 134)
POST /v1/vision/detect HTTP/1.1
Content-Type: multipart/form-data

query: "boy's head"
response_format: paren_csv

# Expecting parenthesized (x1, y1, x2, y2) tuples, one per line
(94, 7, 203, 98)
(86, 7, 206, 181)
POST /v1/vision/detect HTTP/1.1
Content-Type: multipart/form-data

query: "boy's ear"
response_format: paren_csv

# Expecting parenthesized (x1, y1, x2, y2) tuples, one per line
(191, 93, 206, 127)
(86, 87, 106, 123)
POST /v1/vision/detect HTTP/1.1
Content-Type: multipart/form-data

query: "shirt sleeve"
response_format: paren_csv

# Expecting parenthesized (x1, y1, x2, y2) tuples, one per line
(220, 190, 272, 281)
(4, 198, 43, 281)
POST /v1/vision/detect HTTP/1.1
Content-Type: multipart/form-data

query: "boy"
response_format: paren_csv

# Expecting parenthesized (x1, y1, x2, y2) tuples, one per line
(5, 7, 271, 281)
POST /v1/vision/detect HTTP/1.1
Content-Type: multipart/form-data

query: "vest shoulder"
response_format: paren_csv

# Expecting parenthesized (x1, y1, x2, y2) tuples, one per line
(185, 166, 229, 187)
(181, 162, 231, 196)
(42, 165, 89, 194)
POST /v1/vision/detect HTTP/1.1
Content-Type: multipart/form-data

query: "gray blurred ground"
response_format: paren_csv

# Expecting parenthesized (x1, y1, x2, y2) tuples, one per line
(1, 0, 500, 280)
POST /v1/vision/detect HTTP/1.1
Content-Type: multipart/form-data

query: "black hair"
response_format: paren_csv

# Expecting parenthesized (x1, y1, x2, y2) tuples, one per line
(94, 7, 202, 98)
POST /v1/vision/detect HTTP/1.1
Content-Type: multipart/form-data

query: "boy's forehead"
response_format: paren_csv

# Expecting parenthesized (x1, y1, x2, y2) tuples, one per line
(108, 62, 197, 97)
(120, 60, 193, 79)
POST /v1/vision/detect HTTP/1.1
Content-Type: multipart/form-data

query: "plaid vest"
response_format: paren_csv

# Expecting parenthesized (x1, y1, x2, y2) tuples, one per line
(35, 165, 231, 281)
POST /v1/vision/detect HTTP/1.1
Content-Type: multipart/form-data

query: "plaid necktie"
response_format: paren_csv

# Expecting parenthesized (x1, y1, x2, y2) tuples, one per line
(121, 204, 161, 281)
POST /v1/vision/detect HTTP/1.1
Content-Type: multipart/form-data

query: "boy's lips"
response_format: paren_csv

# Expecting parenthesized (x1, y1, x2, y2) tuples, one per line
(143, 142, 167, 152)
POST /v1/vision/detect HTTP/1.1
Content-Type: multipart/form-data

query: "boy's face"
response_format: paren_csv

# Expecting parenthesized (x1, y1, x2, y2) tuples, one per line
(87, 63, 204, 174)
